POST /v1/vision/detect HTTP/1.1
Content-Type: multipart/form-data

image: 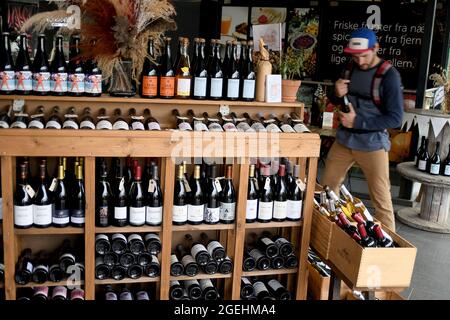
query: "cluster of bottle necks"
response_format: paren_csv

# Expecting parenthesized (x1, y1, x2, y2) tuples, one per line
(308, 249, 331, 277)
(14, 157, 85, 229)
(170, 278, 221, 300)
(15, 239, 83, 285)
(103, 285, 153, 301)
(415, 136, 450, 176)
(95, 233, 161, 280)
(243, 232, 298, 272)
(246, 160, 305, 223)
(241, 277, 291, 300)
(0, 33, 101, 96)
(171, 233, 233, 277)
(314, 185, 395, 248)
(17, 286, 85, 301)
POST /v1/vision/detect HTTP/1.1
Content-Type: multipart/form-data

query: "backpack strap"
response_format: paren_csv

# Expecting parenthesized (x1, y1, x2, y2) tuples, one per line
(371, 60, 392, 113)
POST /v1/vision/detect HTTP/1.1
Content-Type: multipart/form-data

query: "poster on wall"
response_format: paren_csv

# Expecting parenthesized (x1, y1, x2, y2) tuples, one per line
(7, 2, 38, 34)
(287, 7, 320, 80)
(250, 7, 286, 41)
(220, 6, 249, 43)
(252, 23, 282, 52)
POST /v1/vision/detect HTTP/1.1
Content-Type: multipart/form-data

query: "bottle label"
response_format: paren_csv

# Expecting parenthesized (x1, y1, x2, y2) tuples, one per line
(287, 200, 302, 220)
(63, 119, 79, 130)
(181, 254, 195, 266)
(15, 71, 33, 91)
(96, 119, 112, 130)
(207, 241, 224, 256)
(85, 74, 102, 94)
(194, 77, 207, 97)
(251, 122, 267, 132)
(280, 124, 296, 133)
(71, 209, 85, 224)
(253, 281, 267, 296)
(142, 75, 158, 96)
(176, 77, 191, 96)
(129, 207, 146, 225)
(146, 206, 163, 225)
(243, 79, 256, 99)
(33, 204, 52, 226)
(261, 238, 273, 246)
(227, 79, 240, 98)
(187, 204, 204, 222)
(106, 292, 118, 301)
(199, 279, 214, 291)
(80, 120, 95, 130)
(223, 123, 238, 132)
(127, 234, 143, 242)
(160, 76, 175, 96)
(98, 206, 109, 225)
(191, 244, 208, 259)
(11, 121, 27, 129)
(249, 248, 264, 260)
(237, 122, 254, 132)
(194, 122, 209, 132)
(430, 164, 440, 175)
(445, 165, 450, 176)
(273, 201, 288, 219)
(266, 123, 282, 133)
(71, 289, 85, 300)
(131, 122, 145, 130)
(178, 122, 193, 131)
(28, 119, 44, 129)
(52, 286, 67, 299)
(242, 277, 251, 285)
(51, 72, 68, 92)
(210, 78, 223, 98)
(53, 209, 70, 225)
(208, 122, 223, 132)
(0, 120, 9, 128)
(204, 207, 220, 223)
(33, 72, 51, 92)
(112, 120, 129, 130)
(274, 237, 289, 246)
(172, 205, 188, 223)
(34, 264, 49, 274)
(119, 292, 132, 301)
(68, 73, 85, 93)
(14, 205, 33, 226)
(170, 254, 179, 265)
(418, 160, 427, 170)
(0, 70, 16, 91)
(114, 206, 127, 220)
(145, 233, 160, 242)
(258, 201, 273, 220)
(293, 123, 310, 133)
(220, 202, 236, 221)
(112, 233, 127, 242)
(34, 286, 49, 298)
(246, 199, 258, 220)
(136, 291, 150, 300)
(268, 279, 283, 291)
(45, 120, 62, 129)
(148, 121, 161, 131)
(96, 234, 109, 242)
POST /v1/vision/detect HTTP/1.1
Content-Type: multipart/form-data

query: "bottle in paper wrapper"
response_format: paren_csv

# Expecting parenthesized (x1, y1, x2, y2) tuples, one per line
(255, 39, 272, 102)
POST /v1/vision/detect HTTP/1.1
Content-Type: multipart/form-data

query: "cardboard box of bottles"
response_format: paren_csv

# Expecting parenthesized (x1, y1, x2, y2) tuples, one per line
(328, 224, 417, 289)
(307, 261, 350, 300)
(310, 208, 334, 260)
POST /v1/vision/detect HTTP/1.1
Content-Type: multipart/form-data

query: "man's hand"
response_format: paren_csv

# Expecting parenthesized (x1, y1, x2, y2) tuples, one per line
(339, 103, 356, 128)
(335, 79, 350, 98)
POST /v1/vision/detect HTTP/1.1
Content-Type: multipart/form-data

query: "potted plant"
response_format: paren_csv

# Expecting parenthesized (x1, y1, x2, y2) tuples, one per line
(280, 48, 303, 102)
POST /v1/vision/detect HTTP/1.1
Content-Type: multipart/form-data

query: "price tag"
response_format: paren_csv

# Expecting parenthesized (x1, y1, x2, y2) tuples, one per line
(13, 99, 25, 112)
(49, 178, 58, 192)
(183, 177, 191, 192)
(296, 179, 306, 192)
(30, 113, 44, 119)
(119, 177, 125, 192)
(25, 184, 35, 198)
(148, 179, 156, 193)
(131, 115, 145, 120)
(64, 114, 78, 118)
(264, 177, 271, 191)
(214, 178, 222, 192)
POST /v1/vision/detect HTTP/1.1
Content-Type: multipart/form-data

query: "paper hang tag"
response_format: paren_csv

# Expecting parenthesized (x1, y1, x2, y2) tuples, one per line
(25, 184, 35, 198)
(148, 179, 156, 193)
(214, 178, 222, 192)
(30, 113, 44, 119)
(119, 177, 125, 192)
(13, 99, 25, 113)
(296, 179, 306, 192)
(183, 177, 192, 193)
(253, 178, 259, 191)
(49, 178, 58, 192)
(264, 177, 271, 191)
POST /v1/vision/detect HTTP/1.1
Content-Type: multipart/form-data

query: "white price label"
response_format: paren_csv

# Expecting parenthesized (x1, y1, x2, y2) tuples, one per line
(25, 184, 35, 198)
(49, 178, 58, 192)
(264, 177, 271, 191)
(214, 178, 222, 192)
(148, 179, 156, 193)
(296, 179, 306, 192)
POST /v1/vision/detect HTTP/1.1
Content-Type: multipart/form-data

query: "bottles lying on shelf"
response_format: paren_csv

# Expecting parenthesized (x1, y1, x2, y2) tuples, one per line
(17, 286, 85, 301)
(101, 285, 153, 301)
(308, 249, 331, 277)
(170, 279, 220, 300)
(241, 277, 292, 300)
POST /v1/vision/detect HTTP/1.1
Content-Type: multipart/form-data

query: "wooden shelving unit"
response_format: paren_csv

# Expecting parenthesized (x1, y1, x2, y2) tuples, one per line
(242, 269, 297, 277)
(16, 280, 85, 288)
(0, 95, 320, 300)
(170, 272, 232, 281)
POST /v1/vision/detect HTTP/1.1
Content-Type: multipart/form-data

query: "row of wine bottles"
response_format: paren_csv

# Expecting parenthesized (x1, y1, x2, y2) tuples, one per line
(313, 185, 395, 248)
(95, 233, 161, 256)
(243, 232, 298, 271)
(103, 285, 154, 301)
(415, 136, 450, 176)
(17, 286, 85, 301)
(241, 277, 291, 300)
(0, 33, 102, 96)
(15, 239, 83, 285)
(170, 279, 221, 300)
(308, 249, 331, 277)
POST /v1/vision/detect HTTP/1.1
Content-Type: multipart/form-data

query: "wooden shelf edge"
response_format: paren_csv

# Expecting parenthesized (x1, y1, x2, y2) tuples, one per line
(15, 227, 84, 235)
(172, 224, 235, 232)
(95, 226, 162, 234)
(16, 280, 85, 288)
(170, 273, 232, 281)
(245, 221, 303, 229)
(242, 269, 297, 277)
(94, 277, 160, 285)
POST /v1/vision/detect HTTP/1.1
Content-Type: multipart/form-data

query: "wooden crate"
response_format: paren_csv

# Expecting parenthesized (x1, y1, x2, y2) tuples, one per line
(310, 208, 334, 260)
(307, 261, 350, 300)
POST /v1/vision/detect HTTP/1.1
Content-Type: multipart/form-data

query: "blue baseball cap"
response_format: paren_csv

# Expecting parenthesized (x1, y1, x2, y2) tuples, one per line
(344, 27, 377, 54)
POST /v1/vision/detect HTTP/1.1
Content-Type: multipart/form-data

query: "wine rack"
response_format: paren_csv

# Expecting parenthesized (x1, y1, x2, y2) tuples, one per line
(0, 95, 320, 300)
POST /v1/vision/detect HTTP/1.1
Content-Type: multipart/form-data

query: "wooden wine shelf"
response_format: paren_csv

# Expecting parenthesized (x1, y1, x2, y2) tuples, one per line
(95, 277, 160, 285)
(245, 221, 303, 229)
(15, 227, 84, 235)
(172, 223, 235, 232)
(95, 226, 162, 234)
(242, 268, 297, 277)
(16, 280, 85, 288)
(170, 272, 232, 281)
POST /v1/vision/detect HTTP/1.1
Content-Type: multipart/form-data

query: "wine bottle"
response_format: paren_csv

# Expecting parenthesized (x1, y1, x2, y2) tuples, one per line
(191, 38, 200, 76)
(48, 248, 65, 282)
(199, 279, 219, 300)
(104, 285, 118, 300)
(58, 239, 76, 273)
(96, 108, 113, 130)
(207, 39, 223, 100)
(225, 40, 241, 100)
(218, 256, 233, 274)
(53, 164, 69, 227)
(96, 163, 112, 227)
(15, 248, 34, 284)
(248, 248, 270, 270)
(222, 40, 232, 76)
(45, 106, 62, 129)
(244, 112, 266, 132)
(242, 248, 257, 271)
(136, 291, 150, 301)
(144, 108, 161, 130)
(173, 165, 189, 225)
(415, 136, 425, 167)
(32, 34, 51, 95)
(144, 254, 160, 277)
(284, 113, 310, 133)
(170, 253, 185, 276)
(129, 165, 145, 226)
(220, 165, 236, 223)
(284, 254, 299, 269)
(187, 165, 204, 224)
(71, 164, 85, 227)
(246, 164, 259, 223)
(159, 37, 175, 99)
(52, 286, 68, 300)
(257, 112, 282, 133)
(257, 232, 279, 258)
(187, 109, 208, 132)
(84, 40, 102, 97)
(32, 286, 49, 301)
(203, 111, 223, 132)
(127, 234, 145, 255)
(80, 107, 95, 129)
(357, 223, 377, 247)
(33, 163, 52, 228)
(373, 224, 395, 248)
(267, 279, 291, 300)
(240, 40, 256, 101)
(204, 164, 220, 224)
(253, 281, 275, 300)
(0, 32, 15, 94)
(240, 277, 254, 299)
(95, 256, 110, 280)
(10, 110, 29, 129)
(50, 35, 68, 95)
(170, 280, 184, 300)
(112, 108, 129, 130)
(270, 113, 296, 133)
(218, 112, 238, 132)
(68, 35, 85, 96)
(119, 288, 133, 301)
(111, 264, 126, 281)
(232, 112, 254, 132)
(127, 259, 144, 279)
(95, 234, 111, 255)
(271, 255, 285, 269)
(173, 37, 184, 75)
(176, 243, 199, 277)
(272, 235, 293, 257)
(200, 232, 226, 261)
(184, 279, 202, 300)
(172, 109, 193, 131)
(112, 160, 127, 227)
(15, 33, 33, 95)
(0, 105, 11, 128)
(144, 233, 161, 255)
(287, 164, 303, 221)
(28, 107, 46, 130)
(140, 37, 159, 98)
(129, 108, 145, 130)
(31, 250, 49, 283)
(70, 288, 85, 301)
(258, 166, 274, 222)
(119, 251, 135, 269)
(62, 106, 79, 130)
(428, 141, 441, 175)
(146, 164, 163, 226)
(192, 38, 207, 99)
(273, 164, 288, 221)
(443, 144, 450, 177)
(186, 233, 210, 266)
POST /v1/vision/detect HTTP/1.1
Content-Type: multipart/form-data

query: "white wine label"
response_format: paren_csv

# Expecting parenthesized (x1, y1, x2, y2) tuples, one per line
(243, 79, 256, 99)
(187, 204, 204, 222)
(208, 122, 224, 132)
(223, 123, 238, 132)
(96, 120, 113, 130)
(237, 122, 255, 132)
(127, 234, 143, 242)
(85, 74, 102, 94)
(191, 244, 208, 259)
(418, 160, 427, 171)
(96, 234, 109, 242)
(264, 177, 271, 191)
(251, 122, 267, 132)
(214, 178, 222, 192)
(145, 233, 160, 242)
(114, 206, 127, 219)
(62, 119, 79, 130)
(34, 264, 49, 273)
(178, 122, 193, 131)
(112, 120, 129, 130)
(296, 179, 306, 192)
(182, 177, 192, 192)
(28, 120, 44, 129)
(445, 165, 450, 176)
(227, 79, 240, 98)
(430, 164, 440, 175)
(33, 204, 52, 226)
(106, 292, 118, 300)
(280, 124, 296, 133)
(112, 233, 127, 242)
(181, 254, 196, 266)
(210, 78, 223, 98)
(266, 123, 282, 133)
(14, 205, 33, 226)
(151, 255, 159, 264)
(129, 207, 146, 225)
(194, 77, 207, 97)
(71, 214, 85, 224)
(148, 179, 156, 193)
(51, 72, 68, 92)
(274, 237, 289, 246)
(148, 121, 161, 131)
(246, 199, 258, 220)
(199, 279, 214, 291)
(15, 71, 33, 91)
(10, 121, 27, 129)
(68, 73, 85, 93)
(0, 120, 9, 128)
(253, 281, 268, 296)
(273, 201, 288, 219)
(52, 286, 67, 299)
(194, 122, 209, 132)
(177, 78, 191, 96)
(25, 184, 35, 198)
(146, 206, 162, 225)
(204, 207, 220, 223)
(261, 238, 273, 246)
(220, 202, 236, 221)
(45, 120, 62, 129)
(0, 71, 16, 91)
(242, 277, 251, 285)
(80, 120, 95, 130)
(293, 123, 311, 133)
(131, 122, 145, 130)
(207, 241, 223, 256)
(258, 201, 273, 220)
(172, 205, 188, 223)
(170, 254, 180, 265)
(33, 72, 51, 92)
(49, 178, 58, 192)
(119, 292, 132, 301)
(53, 210, 70, 225)
(287, 200, 302, 220)
(268, 279, 284, 291)
(136, 291, 150, 300)
(34, 286, 49, 297)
